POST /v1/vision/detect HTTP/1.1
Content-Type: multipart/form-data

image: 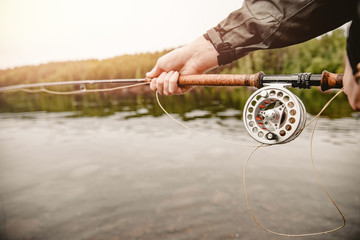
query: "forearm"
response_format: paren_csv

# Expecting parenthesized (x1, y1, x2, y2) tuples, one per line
(206, 0, 354, 65)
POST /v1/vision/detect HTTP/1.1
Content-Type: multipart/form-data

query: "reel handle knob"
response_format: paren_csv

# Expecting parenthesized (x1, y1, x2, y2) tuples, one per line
(266, 132, 277, 140)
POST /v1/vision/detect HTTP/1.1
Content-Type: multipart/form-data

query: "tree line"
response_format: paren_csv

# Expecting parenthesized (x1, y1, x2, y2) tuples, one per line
(0, 29, 353, 117)
(0, 29, 346, 87)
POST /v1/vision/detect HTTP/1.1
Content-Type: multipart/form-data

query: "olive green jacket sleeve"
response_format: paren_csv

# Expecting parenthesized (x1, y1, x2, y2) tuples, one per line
(206, 0, 355, 65)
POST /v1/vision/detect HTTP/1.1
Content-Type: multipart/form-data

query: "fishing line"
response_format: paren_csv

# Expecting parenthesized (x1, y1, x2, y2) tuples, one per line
(157, 88, 346, 237)
(19, 82, 149, 94)
(243, 111, 345, 236)
(305, 89, 344, 128)
(3, 80, 347, 236)
(155, 92, 260, 148)
(241, 89, 345, 237)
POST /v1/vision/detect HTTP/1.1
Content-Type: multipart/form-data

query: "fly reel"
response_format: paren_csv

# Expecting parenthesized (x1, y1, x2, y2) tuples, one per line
(243, 84, 306, 144)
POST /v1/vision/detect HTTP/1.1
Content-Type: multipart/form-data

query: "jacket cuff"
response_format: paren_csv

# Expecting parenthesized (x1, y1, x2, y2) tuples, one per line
(204, 28, 237, 66)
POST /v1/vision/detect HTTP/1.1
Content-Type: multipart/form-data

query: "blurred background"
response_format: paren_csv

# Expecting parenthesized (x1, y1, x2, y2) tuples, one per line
(0, 0, 360, 240)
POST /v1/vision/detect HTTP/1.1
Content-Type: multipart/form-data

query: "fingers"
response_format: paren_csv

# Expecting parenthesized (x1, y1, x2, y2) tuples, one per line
(169, 71, 179, 94)
(163, 73, 170, 95)
(146, 56, 167, 79)
(156, 72, 166, 95)
(150, 75, 157, 92)
(149, 71, 180, 95)
(146, 63, 163, 79)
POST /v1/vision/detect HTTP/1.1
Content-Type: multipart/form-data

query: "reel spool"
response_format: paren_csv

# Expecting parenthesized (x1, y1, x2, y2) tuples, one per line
(243, 84, 306, 144)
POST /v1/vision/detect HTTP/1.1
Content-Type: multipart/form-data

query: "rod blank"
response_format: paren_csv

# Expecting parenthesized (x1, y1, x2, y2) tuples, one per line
(0, 71, 343, 92)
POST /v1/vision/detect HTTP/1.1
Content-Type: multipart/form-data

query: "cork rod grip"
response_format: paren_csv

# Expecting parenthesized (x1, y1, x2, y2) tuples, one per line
(320, 70, 343, 91)
(178, 72, 263, 88)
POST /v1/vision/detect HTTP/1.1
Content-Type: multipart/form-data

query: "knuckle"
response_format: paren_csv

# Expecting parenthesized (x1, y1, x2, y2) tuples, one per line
(159, 72, 166, 78)
(157, 77, 164, 83)
(170, 77, 178, 84)
(163, 73, 170, 80)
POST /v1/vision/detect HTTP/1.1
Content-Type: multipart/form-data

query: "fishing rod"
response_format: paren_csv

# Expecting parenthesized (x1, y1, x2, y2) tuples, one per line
(0, 70, 343, 145)
(0, 70, 342, 92)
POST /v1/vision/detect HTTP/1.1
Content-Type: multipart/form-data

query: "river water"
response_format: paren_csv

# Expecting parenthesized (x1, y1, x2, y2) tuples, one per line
(0, 88, 360, 240)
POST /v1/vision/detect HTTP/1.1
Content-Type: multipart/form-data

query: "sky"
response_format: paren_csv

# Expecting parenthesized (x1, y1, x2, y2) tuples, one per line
(0, 0, 243, 69)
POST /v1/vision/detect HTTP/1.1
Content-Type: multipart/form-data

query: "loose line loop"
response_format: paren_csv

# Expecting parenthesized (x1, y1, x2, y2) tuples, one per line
(13, 82, 347, 237)
(157, 89, 346, 237)
(155, 92, 259, 148)
(243, 89, 346, 237)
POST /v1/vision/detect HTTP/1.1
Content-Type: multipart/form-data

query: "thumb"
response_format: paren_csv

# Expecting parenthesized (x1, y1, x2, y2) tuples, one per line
(146, 64, 163, 78)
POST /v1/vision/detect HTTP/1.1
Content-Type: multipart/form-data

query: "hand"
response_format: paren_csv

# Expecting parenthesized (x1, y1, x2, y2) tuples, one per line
(343, 55, 360, 110)
(147, 36, 218, 95)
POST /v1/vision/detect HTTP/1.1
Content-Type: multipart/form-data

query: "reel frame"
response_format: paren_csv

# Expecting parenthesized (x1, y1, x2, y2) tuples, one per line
(243, 84, 306, 144)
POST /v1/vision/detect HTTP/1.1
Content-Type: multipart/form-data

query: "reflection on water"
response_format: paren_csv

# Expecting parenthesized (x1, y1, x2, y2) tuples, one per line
(0, 85, 355, 118)
(0, 87, 359, 240)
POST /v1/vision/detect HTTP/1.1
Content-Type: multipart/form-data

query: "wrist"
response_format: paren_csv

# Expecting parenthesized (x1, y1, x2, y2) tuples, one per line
(184, 36, 219, 73)
(205, 28, 237, 66)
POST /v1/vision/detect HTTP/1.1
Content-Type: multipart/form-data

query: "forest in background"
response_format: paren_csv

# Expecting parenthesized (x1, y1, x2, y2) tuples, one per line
(0, 29, 346, 85)
(0, 29, 353, 117)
